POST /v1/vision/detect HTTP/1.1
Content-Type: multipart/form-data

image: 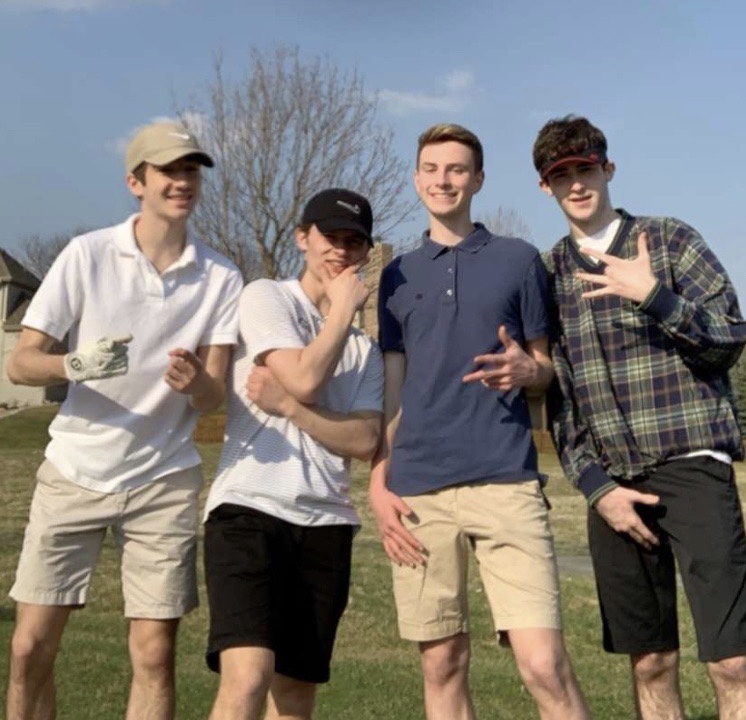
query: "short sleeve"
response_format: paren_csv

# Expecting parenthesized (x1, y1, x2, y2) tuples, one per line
(22, 237, 85, 342)
(239, 279, 307, 362)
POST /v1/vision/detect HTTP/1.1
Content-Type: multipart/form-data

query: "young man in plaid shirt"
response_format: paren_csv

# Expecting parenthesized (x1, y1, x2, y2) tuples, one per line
(534, 114, 746, 719)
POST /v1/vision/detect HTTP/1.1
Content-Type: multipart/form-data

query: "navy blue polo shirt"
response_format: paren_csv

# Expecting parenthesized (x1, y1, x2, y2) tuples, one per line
(378, 223, 549, 496)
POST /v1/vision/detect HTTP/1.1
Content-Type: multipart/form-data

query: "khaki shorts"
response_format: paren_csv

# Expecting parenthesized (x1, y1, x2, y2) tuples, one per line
(10, 460, 202, 619)
(392, 480, 561, 642)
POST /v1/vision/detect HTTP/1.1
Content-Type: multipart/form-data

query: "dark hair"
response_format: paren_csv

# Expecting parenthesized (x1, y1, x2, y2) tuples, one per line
(417, 123, 484, 173)
(532, 115, 608, 176)
(131, 162, 147, 185)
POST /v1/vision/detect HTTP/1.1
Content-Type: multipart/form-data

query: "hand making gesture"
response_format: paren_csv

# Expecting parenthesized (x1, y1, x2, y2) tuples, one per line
(462, 325, 539, 391)
(577, 231, 657, 303)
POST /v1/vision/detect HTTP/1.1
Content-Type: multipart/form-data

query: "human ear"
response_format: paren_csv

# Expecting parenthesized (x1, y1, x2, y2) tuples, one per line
(126, 173, 144, 201)
(538, 178, 554, 197)
(473, 169, 485, 193)
(295, 227, 309, 252)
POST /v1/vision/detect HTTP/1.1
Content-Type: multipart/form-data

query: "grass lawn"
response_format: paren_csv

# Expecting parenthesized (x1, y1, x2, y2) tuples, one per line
(0, 405, 739, 718)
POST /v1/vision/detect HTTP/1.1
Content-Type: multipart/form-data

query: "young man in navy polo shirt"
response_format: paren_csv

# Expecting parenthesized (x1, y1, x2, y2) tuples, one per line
(369, 123, 589, 720)
(535, 114, 746, 719)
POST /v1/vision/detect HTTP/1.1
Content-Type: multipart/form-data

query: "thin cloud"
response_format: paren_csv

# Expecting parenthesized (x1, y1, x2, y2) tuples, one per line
(444, 70, 473, 93)
(1, 0, 169, 12)
(378, 70, 475, 117)
(111, 112, 208, 159)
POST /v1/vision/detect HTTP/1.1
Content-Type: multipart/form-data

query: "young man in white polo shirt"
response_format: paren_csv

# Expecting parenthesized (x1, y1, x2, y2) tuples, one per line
(5, 121, 243, 720)
(204, 188, 383, 720)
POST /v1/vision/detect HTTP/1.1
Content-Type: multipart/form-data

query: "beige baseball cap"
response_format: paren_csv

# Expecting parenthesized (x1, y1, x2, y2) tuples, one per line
(125, 122, 214, 174)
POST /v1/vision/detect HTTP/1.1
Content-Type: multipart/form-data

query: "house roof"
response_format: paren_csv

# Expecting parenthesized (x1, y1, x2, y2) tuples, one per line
(3, 297, 31, 329)
(0, 248, 40, 291)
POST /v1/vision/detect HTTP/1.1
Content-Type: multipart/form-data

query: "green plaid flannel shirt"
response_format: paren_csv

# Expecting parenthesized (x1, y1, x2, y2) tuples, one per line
(544, 210, 746, 504)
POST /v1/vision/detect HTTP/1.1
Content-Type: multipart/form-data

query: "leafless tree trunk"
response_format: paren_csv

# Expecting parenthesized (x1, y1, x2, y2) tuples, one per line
(178, 46, 416, 280)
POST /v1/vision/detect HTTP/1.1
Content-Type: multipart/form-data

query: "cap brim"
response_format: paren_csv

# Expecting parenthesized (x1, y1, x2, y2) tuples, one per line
(541, 150, 607, 179)
(314, 217, 373, 243)
(138, 148, 215, 171)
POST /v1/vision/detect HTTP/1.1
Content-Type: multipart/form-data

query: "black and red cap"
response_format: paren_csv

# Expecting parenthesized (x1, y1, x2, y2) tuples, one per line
(540, 146, 608, 179)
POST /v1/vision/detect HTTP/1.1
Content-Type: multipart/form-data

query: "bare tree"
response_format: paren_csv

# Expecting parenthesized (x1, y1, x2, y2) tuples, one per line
(19, 229, 88, 279)
(479, 207, 532, 242)
(178, 47, 417, 280)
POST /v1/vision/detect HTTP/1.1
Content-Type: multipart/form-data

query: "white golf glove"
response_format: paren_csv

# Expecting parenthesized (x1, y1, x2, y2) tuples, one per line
(63, 334, 133, 383)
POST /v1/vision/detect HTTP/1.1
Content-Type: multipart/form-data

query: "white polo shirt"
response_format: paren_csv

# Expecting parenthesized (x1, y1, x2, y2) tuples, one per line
(204, 278, 384, 526)
(22, 214, 243, 493)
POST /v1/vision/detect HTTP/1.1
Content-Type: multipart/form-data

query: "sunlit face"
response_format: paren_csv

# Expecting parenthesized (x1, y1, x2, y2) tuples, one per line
(539, 161, 616, 235)
(127, 157, 202, 222)
(296, 225, 370, 282)
(414, 141, 484, 221)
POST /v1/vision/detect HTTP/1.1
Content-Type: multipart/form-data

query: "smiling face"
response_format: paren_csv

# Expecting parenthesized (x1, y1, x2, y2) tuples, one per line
(414, 141, 484, 223)
(296, 224, 370, 286)
(540, 161, 617, 237)
(127, 157, 202, 224)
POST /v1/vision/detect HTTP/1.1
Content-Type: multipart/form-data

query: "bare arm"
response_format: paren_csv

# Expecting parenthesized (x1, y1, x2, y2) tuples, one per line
(165, 344, 232, 413)
(247, 365, 381, 460)
(368, 352, 426, 566)
(260, 265, 369, 403)
(7, 327, 67, 386)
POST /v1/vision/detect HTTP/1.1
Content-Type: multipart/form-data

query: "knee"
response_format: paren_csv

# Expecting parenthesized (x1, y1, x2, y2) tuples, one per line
(269, 677, 316, 719)
(707, 655, 746, 687)
(221, 666, 274, 705)
(129, 625, 177, 680)
(420, 638, 470, 689)
(10, 628, 55, 675)
(517, 648, 572, 698)
(631, 651, 679, 684)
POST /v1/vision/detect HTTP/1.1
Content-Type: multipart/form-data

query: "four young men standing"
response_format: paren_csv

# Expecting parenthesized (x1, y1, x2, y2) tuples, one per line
(4, 114, 746, 720)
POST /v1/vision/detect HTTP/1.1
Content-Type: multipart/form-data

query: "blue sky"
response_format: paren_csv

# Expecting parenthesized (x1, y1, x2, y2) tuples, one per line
(1, 0, 745, 296)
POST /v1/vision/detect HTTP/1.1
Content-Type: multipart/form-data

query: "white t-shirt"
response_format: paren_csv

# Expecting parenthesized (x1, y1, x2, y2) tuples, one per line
(22, 214, 243, 493)
(576, 217, 621, 263)
(204, 278, 384, 526)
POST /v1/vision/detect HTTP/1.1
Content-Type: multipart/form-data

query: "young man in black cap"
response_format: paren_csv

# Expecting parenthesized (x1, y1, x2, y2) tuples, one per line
(535, 114, 746, 719)
(204, 188, 383, 719)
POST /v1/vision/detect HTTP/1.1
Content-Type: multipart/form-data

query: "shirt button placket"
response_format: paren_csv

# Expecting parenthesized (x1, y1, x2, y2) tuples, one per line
(445, 253, 456, 303)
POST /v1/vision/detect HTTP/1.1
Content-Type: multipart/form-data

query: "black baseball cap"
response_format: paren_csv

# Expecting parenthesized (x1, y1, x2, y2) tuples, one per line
(301, 188, 374, 244)
(540, 146, 608, 179)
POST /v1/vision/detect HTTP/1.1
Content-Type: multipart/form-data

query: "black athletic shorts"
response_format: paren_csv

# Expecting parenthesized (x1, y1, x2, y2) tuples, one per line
(204, 503, 353, 683)
(588, 456, 746, 661)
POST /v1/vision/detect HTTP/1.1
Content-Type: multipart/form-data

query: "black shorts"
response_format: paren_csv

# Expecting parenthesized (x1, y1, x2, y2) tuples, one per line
(204, 503, 353, 683)
(588, 456, 746, 661)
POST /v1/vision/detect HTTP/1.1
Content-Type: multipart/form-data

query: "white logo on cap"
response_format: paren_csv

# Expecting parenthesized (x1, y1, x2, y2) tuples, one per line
(168, 132, 192, 140)
(336, 200, 361, 215)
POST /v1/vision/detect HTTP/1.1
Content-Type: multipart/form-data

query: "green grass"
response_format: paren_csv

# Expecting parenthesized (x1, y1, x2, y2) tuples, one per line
(0, 407, 737, 718)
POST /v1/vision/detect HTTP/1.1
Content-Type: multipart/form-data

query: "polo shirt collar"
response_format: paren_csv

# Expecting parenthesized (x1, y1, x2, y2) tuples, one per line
(421, 222, 492, 259)
(114, 214, 200, 270)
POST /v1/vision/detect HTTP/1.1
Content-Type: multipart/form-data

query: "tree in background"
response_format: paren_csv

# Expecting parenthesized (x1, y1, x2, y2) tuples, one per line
(19, 229, 88, 279)
(179, 46, 416, 281)
(479, 206, 532, 242)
